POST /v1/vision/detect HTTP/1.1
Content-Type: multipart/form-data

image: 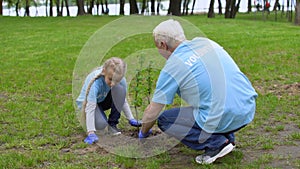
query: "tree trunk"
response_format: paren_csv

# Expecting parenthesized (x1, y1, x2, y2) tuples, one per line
(100, 0, 104, 14)
(50, 0, 53, 16)
(60, 0, 64, 16)
(273, 0, 280, 11)
(15, 0, 20, 16)
(168, 0, 181, 16)
(182, 0, 189, 15)
(157, 0, 161, 15)
(225, 0, 231, 18)
(88, 0, 94, 14)
(56, 0, 62, 16)
(129, 0, 139, 14)
(104, 0, 108, 14)
(96, 0, 99, 15)
(247, 0, 251, 13)
(25, 0, 30, 16)
(229, 0, 236, 18)
(295, 1, 300, 25)
(0, 0, 2, 15)
(65, 0, 70, 16)
(218, 0, 222, 15)
(77, 0, 86, 15)
(208, 0, 215, 18)
(150, 0, 155, 14)
(120, 0, 125, 15)
(232, 0, 241, 18)
(141, 0, 146, 14)
(225, 0, 240, 18)
(45, 0, 48, 16)
(190, 0, 196, 15)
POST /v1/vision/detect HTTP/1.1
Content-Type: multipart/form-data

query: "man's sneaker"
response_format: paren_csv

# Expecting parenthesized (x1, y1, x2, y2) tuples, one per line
(108, 125, 121, 136)
(84, 133, 99, 144)
(195, 142, 234, 164)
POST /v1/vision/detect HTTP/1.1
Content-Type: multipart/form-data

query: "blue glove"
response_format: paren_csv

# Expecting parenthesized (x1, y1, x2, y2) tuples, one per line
(129, 119, 142, 127)
(138, 129, 152, 139)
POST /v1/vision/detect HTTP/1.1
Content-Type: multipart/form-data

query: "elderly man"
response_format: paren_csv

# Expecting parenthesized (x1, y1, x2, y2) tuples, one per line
(139, 19, 257, 164)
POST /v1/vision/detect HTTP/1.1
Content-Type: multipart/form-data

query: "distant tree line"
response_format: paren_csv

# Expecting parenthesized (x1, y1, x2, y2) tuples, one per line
(0, 0, 299, 24)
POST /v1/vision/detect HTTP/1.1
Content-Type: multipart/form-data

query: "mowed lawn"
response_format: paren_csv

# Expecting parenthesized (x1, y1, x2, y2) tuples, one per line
(0, 14, 299, 168)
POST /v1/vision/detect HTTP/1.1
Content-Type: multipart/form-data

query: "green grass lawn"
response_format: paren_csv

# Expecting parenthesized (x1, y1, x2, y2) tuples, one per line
(0, 13, 299, 168)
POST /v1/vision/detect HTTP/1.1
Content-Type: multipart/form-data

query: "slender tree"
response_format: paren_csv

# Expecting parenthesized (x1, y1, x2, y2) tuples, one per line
(218, 0, 222, 15)
(129, 0, 139, 14)
(65, 0, 70, 16)
(99, 0, 109, 15)
(77, 0, 86, 15)
(50, 0, 54, 16)
(295, 0, 300, 25)
(182, 0, 190, 15)
(233, 0, 241, 18)
(120, 0, 125, 15)
(247, 0, 251, 13)
(190, 0, 196, 14)
(225, 0, 241, 18)
(88, 0, 95, 14)
(56, 0, 62, 16)
(150, 0, 155, 14)
(141, 0, 147, 14)
(208, 0, 215, 18)
(45, 0, 48, 16)
(157, 0, 161, 14)
(168, 0, 181, 16)
(273, 0, 280, 11)
(25, 0, 30, 16)
(0, 0, 2, 15)
(15, 0, 20, 16)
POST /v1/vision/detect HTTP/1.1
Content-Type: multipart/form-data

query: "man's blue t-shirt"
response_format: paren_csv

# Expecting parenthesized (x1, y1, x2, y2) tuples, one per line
(152, 38, 258, 133)
(76, 67, 127, 110)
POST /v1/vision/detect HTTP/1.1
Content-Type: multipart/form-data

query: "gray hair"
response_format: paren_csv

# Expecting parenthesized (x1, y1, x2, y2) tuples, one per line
(153, 19, 186, 49)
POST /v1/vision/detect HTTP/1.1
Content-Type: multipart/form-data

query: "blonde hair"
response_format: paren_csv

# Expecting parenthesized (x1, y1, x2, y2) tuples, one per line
(80, 57, 127, 128)
(153, 19, 186, 49)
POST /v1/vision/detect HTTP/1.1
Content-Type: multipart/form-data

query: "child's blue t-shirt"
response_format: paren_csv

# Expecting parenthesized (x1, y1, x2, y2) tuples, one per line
(76, 67, 127, 110)
(152, 37, 258, 133)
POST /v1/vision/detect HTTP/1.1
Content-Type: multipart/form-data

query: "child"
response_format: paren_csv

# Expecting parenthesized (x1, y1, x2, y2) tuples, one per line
(76, 57, 141, 144)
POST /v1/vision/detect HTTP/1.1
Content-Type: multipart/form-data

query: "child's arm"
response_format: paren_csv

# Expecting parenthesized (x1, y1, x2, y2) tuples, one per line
(122, 98, 134, 120)
(123, 99, 142, 127)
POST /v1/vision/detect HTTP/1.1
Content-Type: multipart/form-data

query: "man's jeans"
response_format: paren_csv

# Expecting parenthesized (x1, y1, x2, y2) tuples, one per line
(157, 107, 241, 151)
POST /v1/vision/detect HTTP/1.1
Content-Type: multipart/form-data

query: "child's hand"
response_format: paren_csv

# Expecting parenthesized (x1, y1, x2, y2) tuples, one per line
(129, 119, 142, 127)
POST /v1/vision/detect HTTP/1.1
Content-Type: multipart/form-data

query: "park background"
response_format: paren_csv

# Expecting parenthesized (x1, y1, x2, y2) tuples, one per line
(0, 0, 300, 168)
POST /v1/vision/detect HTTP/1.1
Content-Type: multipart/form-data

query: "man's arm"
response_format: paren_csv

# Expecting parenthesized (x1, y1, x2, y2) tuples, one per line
(141, 102, 165, 134)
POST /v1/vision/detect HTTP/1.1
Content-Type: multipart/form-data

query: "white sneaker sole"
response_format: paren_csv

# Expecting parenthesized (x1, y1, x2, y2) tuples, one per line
(195, 143, 234, 164)
(110, 131, 121, 136)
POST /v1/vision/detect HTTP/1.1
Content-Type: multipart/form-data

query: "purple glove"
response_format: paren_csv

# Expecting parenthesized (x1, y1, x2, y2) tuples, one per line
(138, 129, 152, 139)
(129, 119, 142, 127)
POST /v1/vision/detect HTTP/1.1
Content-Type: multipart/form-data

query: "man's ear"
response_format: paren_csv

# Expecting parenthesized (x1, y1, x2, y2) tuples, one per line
(161, 41, 169, 51)
(160, 41, 165, 47)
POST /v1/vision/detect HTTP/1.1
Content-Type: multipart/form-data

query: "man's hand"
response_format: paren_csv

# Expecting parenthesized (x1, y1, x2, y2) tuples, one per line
(129, 119, 142, 127)
(138, 129, 152, 139)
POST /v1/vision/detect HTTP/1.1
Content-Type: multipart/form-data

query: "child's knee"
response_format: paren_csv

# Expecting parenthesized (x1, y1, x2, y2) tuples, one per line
(95, 122, 107, 130)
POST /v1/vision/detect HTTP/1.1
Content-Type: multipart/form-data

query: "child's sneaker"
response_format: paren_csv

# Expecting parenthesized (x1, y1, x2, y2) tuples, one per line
(108, 125, 121, 136)
(84, 133, 99, 144)
(195, 142, 234, 164)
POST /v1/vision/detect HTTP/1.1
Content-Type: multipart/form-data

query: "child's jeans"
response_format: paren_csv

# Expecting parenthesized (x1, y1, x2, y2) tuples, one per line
(157, 107, 244, 151)
(92, 84, 125, 130)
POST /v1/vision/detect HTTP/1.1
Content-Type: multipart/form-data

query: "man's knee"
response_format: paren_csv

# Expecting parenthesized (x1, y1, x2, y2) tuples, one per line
(157, 114, 168, 132)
